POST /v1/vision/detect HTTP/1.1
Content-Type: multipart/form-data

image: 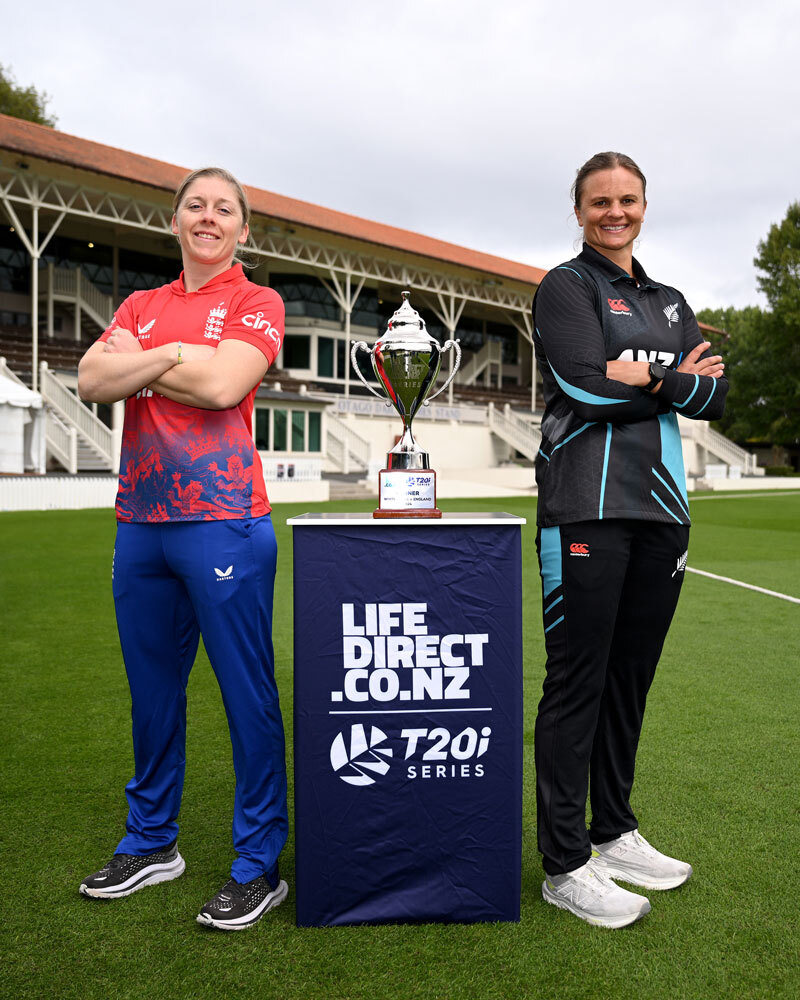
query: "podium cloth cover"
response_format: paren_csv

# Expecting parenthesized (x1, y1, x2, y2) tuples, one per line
(290, 512, 524, 926)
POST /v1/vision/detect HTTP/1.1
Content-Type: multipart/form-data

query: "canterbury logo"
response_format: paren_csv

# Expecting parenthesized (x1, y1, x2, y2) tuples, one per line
(137, 319, 156, 336)
(608, 298, 631, 314)
(672, 551, 688, 577)
(214, 565, 233, 581)
(569, 542, 590, 556)
(663, 303, 680, 327)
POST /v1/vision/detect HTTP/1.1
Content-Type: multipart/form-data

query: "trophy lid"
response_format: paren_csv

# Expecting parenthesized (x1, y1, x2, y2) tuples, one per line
(384, 290, 433, 341)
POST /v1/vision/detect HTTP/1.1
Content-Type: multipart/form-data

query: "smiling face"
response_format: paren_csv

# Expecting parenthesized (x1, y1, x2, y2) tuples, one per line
(574, 166, 646, 269)
(171, 175, 249, 273)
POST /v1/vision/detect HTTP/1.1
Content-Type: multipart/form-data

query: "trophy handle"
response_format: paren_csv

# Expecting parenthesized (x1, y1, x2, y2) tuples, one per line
(350, 342, 390, 402)
(424, 340, 462, 405)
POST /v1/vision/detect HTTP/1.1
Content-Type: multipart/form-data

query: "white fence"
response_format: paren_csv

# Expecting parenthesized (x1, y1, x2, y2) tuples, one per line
(0, 475, 118, 511)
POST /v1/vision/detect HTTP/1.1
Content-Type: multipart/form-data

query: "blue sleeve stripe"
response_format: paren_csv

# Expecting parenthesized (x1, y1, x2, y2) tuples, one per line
(652, 467, 690, 519)
(598, 423, 612, 519)
(544, 614, 565, 634)
(551, 421, 596, 454)
(555, 266, 584, 279)
(673, 373, 699, 410)
(650, 489, 686, 524)
(551, 364, 629, 406)
(538, 449, 550, 462)
(544, 594, 563, 615)
(692, 377, 717, 416)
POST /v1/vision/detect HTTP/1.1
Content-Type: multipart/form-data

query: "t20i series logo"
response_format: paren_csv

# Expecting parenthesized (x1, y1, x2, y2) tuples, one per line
(330, 725, 393, 786)
(330, 723, 493, 786)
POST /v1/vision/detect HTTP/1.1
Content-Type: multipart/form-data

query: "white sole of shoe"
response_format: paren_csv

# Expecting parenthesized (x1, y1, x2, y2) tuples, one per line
(196, 879, 289, 931)
(541, 881, 651, 929)
(592, 861, 692, 891)
(79, 854, 186, 899)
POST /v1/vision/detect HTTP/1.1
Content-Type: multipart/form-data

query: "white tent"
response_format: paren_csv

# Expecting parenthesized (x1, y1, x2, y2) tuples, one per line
(0, 374, 46, 474)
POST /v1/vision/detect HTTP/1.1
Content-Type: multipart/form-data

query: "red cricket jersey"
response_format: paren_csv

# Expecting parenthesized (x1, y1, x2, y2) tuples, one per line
(99, 264, 284, 522)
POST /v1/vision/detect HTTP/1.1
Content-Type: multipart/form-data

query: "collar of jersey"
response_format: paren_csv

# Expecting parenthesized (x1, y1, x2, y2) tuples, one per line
(577, 243, 661, 290)
(171, 262, 246, 297)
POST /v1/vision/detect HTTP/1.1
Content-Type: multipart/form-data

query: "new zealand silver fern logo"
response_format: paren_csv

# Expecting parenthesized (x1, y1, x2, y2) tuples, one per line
(330, 724, 393, 786)
(663, 302, 680, 328)
(672, 550, 688, 577)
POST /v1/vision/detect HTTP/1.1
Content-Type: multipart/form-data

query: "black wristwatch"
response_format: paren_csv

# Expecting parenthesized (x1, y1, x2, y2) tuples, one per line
(644, 361, 666, 391)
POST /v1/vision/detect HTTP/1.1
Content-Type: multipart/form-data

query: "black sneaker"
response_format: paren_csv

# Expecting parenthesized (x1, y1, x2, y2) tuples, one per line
(79, 840, 185, 899)
(196, 869, 288, 931)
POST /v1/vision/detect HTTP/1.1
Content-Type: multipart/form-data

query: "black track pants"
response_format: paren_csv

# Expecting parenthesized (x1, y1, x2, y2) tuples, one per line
(535, 518, 689, 876)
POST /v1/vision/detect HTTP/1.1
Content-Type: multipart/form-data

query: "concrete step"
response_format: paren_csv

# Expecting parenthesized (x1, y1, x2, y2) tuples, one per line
(327, 480, 375, 500)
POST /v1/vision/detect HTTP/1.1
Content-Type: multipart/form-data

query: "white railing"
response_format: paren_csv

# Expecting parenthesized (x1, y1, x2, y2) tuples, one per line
(458, 339, 503, 386)
(0, 475, 118, 512)
(45, 406, 78, 474)
(39, 362, 115, 471)
(260, 456, 323, 482)
(487, 402, 542, 461)
(41, 264, 114, 330)
(685, 421, 762, 476)
(0, 356, 29, 388)
(326, 412, 371, 473)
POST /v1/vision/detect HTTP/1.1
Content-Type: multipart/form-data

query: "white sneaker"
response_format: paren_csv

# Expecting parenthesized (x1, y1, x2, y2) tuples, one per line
(591, 829, 693, 890)
(542, 857, 651, 929)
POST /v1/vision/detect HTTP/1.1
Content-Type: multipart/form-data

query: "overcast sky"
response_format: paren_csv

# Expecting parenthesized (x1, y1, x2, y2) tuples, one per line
(3, 0, 799, 310)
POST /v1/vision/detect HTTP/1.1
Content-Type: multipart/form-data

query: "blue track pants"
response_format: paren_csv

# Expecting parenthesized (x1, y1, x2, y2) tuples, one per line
(112, 516, 287, 883)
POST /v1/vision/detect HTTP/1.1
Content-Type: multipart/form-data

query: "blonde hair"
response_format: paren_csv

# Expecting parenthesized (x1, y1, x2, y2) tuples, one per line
(172, 167, 256, 266)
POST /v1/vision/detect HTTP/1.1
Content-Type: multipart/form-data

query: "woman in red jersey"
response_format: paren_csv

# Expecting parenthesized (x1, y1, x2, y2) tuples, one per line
(77, 167, 288, 931)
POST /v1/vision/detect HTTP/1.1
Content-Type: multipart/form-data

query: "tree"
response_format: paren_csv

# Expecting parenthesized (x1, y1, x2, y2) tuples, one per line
(0, 64, 57, 127)
(697, 202, 800, 449)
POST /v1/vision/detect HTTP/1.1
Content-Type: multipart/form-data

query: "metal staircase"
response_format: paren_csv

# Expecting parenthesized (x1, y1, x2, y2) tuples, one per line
(39, 362, 117, 473)
(487, 402, 542, 462)
(39, 264, 114, 336)
(680, 418, 762, 476)
(458, 339, 503, 386)
(326, 412, 371, 474)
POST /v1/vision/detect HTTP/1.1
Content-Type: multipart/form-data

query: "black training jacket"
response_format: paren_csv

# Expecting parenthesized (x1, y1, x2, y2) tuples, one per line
(532, 244, 728, 528)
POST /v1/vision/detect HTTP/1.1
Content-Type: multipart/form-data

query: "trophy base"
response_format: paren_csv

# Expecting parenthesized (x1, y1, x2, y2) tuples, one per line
(373, 469, 441, 519)
(373, 508, 442, 519)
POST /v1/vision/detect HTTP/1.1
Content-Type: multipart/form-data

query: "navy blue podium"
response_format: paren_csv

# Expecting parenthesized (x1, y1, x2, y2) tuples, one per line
(288, 512, 525, 926)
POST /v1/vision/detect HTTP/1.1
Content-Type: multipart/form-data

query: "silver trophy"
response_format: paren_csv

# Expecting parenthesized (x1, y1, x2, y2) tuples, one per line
(351, 291, 461, 515)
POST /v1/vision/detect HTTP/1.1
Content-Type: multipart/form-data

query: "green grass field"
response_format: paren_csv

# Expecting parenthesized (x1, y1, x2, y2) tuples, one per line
(2, 493, 798, 1000)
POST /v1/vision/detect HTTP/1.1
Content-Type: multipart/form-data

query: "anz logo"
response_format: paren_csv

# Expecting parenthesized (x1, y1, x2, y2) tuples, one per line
(616, 348, 675, 366)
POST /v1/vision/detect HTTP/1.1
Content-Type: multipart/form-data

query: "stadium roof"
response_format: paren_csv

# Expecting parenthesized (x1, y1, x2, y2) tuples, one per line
(0, 113, 546, 287)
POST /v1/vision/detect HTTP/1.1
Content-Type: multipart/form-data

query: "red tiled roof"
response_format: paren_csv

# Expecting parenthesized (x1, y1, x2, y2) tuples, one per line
(0, 113, 546, 287)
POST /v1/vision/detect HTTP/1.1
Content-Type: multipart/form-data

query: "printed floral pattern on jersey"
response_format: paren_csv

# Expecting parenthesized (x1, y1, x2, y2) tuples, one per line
(101, 265, 284, 523)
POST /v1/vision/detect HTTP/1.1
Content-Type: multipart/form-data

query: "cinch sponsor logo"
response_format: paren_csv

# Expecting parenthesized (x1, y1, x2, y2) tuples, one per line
(331, 602, 489, 705)
(214, 564, 234, 581)
(242, 311, 273, 331)
(608, 298, 631, 314)
(569, 542, 589, 557)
